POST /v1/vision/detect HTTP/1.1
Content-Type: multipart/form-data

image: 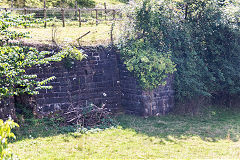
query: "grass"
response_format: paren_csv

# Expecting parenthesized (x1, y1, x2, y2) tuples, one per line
(11, 23, 113, 46)
(0, 0, 126, 8)
(9, 106, 240, 159)
(95, 0, 126, 8)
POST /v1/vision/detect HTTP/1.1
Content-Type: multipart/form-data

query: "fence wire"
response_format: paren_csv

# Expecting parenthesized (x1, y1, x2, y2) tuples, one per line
(0, 8, 122, 27)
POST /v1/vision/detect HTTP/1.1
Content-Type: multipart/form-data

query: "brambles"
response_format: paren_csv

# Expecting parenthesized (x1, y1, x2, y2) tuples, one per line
(65, 102, 113, 127)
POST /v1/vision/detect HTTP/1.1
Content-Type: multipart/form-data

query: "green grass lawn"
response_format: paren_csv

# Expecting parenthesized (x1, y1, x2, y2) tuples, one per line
(9, 106, 240, 159)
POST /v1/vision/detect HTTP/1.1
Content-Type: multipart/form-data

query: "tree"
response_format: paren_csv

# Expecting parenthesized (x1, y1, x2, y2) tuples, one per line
(0, 12, 86, 99)
(117, 0, 240, 104)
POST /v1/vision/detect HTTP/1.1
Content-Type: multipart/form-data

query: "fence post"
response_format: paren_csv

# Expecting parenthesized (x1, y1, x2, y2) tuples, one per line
(24, 8, 27, 28)
(113, 9, 116, 20)
(11, 0, 13, 8)
(24, 8, 27, 15)
(78, 8, 81, 27)
(75, 1, 78, 19)
(104, 2, 107, 20)
(44, 0, 47, 28)
(61, 8, 65, 27)
(95, 9, 98, 25)
(110, 22, 114, 46)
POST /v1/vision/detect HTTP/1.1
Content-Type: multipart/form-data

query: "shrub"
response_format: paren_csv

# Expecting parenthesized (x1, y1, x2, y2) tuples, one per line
(0, 119, 19, 160)
(117, 0, 240, 104)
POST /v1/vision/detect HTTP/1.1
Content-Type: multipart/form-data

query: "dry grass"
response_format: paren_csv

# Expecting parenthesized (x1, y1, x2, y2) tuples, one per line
(11, 23, 113, 46)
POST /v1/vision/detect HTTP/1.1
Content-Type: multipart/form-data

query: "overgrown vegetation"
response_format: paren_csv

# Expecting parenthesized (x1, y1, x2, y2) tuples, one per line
(117, 0, 240, 104)
(0, 12, 86, 99)
(120, 39, 176, 90)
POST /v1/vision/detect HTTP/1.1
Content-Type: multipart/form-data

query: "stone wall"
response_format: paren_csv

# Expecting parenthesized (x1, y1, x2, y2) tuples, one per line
(27, 46, 121, 116)
(1, 46, 175, 117)
(0, 97, 16, 120)
(117, 55, 174, 116)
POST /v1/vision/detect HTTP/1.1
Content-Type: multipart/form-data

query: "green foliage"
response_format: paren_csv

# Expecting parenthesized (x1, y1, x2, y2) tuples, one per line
(120, 39, 176, 90)
(7, 0, 95, 8)
(117, 0, 240, 102)
(0, 12, 86, 99)
(0, 119, 19, 160)
(118, 0, 177, 90)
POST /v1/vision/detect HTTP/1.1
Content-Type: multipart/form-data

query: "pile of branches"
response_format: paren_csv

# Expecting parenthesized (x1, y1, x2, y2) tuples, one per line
(64, 103, 112, 127)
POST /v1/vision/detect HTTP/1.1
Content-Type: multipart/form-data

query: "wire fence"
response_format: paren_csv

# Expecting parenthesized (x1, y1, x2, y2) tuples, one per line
(0, 7, 122, 27)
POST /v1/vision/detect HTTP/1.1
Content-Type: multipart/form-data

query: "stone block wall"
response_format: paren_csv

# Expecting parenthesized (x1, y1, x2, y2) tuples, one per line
(0, 97, 16, 120)
(118, 55, 174, 116)
(4, 46, 174, 117)
(27, 46, 121, 116)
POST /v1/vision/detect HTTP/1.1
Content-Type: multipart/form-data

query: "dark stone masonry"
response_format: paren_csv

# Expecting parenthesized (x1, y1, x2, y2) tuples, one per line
(0, 46, 174, 119)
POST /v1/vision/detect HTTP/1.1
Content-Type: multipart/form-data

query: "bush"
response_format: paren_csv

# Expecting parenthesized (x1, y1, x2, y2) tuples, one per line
(117, 0, 240, 104)
(0, 119, 19, 160)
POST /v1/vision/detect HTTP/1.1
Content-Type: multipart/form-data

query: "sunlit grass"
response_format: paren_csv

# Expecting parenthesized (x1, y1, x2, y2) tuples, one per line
(9, 106, 240, 159)
(10, 23, 113, 46)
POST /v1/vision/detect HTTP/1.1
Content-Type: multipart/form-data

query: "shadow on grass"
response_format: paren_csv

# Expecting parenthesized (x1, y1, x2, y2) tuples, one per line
(12, 118, 77, 142)
(13, 106, 240, 143)
(116, 106, 240, 142)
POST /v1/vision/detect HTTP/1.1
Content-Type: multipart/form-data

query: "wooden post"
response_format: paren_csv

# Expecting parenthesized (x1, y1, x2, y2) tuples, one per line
(104, 2, 107, 20)
(95, 9, 98, 25)
(24, 8, 27, 28)
(78, 8, 81, 27)
(61, 8, 65, 27)
(44, 0, 47, 28)
(185, 3, 188, 20)
(24, 8, 27, 15)
(110, 22, 114, 46)
(113, 9, 116, 20)
(75, 1, 78, 19)
(11, 0, 13, 8)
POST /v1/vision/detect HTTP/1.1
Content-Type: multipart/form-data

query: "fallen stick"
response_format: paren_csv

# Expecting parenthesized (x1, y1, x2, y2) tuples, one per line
(77, 31, 91, 46)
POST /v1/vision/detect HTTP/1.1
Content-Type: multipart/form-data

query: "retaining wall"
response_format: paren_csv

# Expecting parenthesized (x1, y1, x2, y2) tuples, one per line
(0, 46, 174, 118)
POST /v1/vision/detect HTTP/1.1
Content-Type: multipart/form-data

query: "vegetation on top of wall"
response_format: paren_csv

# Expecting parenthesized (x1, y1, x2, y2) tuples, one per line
(120, 39, 176, 90)
(0, 12, 86, 99)
(116, 0, 240, 103)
